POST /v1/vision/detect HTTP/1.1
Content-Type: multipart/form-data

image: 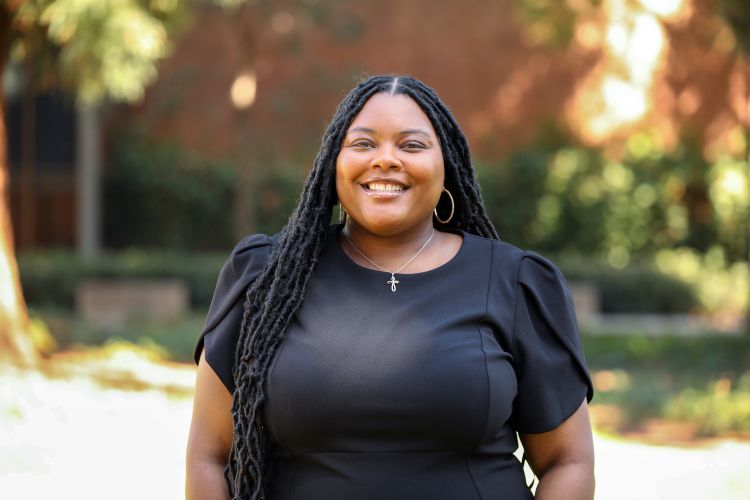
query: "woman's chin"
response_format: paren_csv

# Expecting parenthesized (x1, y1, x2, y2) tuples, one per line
(350, 215, 429, 237)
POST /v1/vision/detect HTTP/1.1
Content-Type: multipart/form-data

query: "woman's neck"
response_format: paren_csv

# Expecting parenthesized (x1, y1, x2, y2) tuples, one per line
(340, 221, 437, 270)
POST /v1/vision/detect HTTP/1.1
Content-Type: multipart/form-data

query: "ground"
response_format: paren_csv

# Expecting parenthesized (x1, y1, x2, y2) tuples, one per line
(1, 346, 748, 500)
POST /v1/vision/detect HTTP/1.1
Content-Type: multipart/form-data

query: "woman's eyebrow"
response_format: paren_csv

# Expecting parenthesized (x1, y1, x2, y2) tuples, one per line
(348, 126, 376, 134)
(347, 126, 431, 137)
(398, 128, 431, 137)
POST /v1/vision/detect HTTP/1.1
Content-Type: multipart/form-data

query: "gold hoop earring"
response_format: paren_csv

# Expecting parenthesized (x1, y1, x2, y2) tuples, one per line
(339, 203, 348, 224)
(433, 188, 455, 224)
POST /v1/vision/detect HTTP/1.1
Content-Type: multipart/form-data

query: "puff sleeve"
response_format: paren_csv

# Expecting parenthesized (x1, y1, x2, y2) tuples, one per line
(193, 234, 274, 394)
(510, 251, 594, 434)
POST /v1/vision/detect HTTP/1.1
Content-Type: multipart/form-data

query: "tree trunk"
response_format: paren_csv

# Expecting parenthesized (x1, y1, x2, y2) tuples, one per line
(76, 102, 102, 259)
(0, 8, 38, 367)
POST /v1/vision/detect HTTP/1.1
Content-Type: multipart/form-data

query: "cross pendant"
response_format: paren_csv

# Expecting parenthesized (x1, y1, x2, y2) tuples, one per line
(387, 274, 399, 292)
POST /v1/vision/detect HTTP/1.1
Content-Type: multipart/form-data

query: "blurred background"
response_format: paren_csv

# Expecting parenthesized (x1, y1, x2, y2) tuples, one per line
(0, 0, 748, 498)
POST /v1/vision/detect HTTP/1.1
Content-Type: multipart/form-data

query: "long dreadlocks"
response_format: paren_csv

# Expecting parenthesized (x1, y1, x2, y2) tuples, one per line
(227, 75, 499, 499)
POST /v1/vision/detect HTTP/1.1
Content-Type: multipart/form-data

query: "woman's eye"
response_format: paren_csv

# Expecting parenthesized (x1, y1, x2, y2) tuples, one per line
(351, 140, 373, 148)
(402, 142, 425, 150)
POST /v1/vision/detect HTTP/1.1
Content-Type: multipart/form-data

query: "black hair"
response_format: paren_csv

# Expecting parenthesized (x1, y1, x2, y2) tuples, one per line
(226, 75, 498, 499)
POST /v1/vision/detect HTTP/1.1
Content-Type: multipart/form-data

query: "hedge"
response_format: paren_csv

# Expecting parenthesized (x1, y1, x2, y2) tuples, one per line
(18, 250, 698, 314)
(18, 250, 227, 310)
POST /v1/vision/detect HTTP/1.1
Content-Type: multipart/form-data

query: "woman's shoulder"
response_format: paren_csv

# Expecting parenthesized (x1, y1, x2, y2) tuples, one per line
(230, 232, 277, 256)
(206, 233, 278, 326)
(461, 231, 568, 286)
(216, 233, 278, 285)
(193, 232, 278, 369)
(460, 232, 525, 272)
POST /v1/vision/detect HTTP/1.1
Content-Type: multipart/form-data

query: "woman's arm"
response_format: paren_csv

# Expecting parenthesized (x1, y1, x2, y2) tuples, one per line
(519, 399, 595, 500)
(186, 350, 234, 500)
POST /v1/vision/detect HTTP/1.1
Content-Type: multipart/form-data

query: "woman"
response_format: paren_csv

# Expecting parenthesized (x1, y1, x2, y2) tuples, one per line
(186, 75, 595, 500)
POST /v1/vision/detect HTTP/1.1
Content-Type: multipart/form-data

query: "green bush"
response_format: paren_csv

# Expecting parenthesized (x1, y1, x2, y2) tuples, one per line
(28, 307, 207, 362)
(253, 168, 303, 236)
(104, 135, 237, 250)
(665, 375, 750, 436)
(66, 313, 207, 362)
(583, 333, 750, 371)
(18, 249, 698, 314)
(558, 258, 698, 314)
(477, 135, 748, 266)
(18, 250, 227, 309)
(583, 334, 750, 436)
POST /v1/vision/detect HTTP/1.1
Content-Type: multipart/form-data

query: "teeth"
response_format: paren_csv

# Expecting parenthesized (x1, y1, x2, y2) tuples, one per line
(367, 183, 404, 192)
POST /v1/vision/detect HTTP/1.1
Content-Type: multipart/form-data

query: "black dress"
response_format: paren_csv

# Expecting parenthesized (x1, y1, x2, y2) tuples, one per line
(194, 224, 593, 500)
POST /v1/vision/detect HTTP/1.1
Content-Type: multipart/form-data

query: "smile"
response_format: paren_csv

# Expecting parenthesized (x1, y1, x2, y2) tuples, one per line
(361, 181, 409, 198)
(365, 182, 406, 192)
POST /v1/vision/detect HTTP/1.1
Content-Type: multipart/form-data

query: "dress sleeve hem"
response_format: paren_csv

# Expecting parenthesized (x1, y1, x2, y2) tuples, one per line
(517, 251, 594, 403)
(514, 389, 588, 435)
(509, 251, 594, 434)
(192, 233, 274, 367)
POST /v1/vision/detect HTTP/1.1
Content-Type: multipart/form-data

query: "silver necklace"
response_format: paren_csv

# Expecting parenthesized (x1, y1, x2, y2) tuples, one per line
(342, 228, 436, 292)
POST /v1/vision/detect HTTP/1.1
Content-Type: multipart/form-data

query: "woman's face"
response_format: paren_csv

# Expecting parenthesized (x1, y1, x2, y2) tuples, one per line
(336, 93, 445, 236)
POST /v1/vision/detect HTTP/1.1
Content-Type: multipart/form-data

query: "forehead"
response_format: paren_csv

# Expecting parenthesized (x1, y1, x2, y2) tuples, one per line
(347, 93, 436, 135)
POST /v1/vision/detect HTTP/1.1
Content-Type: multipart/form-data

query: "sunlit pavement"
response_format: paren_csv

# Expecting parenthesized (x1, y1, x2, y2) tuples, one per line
(1, 361, 748, 500)
(594, 433, 750, 500)
(0, 357, 195, 500)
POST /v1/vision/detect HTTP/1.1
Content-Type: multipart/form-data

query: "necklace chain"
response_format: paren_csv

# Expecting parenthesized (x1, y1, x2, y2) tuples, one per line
(342, 228, 436, 292)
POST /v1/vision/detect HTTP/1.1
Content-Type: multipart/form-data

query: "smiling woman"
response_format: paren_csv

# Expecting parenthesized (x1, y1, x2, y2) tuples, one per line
(335, 92, 458, 275)
(186, 75, 595, 500)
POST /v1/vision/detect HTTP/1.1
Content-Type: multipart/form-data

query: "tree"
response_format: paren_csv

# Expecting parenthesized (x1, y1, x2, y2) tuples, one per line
(0, 0, 243, 366)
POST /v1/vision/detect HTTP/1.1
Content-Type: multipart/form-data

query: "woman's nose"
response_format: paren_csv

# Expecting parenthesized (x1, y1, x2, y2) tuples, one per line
(370, 143, 403, 170)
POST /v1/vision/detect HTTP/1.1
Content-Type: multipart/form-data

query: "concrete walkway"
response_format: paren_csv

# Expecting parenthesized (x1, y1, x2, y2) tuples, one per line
(594, 434, 750, 499)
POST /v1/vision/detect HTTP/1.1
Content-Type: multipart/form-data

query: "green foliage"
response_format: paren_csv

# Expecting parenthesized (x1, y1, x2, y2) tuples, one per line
(583, 334, 750, 436)
(476, 131, 749, 314)
(62, 312, 207, 362)
(718, 0, 750, 53)
(17, 247, 699, 316)
(559, 258, 697, 314)
(102, 132, 305, 247)
(513, 0, 588, 47)
(11, 0, 187, 102)
(253, 169, 303, 236)
(706, 155, 750, 261)
(479, 137, 737, 262)
(7, 0, 358, 104)
(584, 334, 750, 370)
(17, 249, 227, 309)
(103, 134, 238, 250)
(654, 246, 749, 316)
(665, 374, 750, 436)
(29, 315, 58, 355)
(28, 306, 205, 361)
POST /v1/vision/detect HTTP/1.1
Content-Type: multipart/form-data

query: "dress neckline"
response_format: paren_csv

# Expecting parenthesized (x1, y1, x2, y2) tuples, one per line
(329, 224, 468, 277)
